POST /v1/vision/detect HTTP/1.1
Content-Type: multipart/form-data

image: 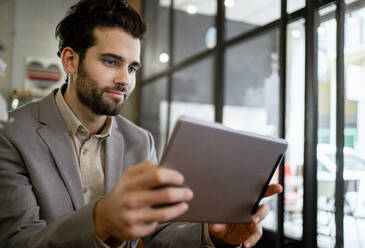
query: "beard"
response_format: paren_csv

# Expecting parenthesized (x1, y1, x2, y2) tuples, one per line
(75, 64, 128, 116)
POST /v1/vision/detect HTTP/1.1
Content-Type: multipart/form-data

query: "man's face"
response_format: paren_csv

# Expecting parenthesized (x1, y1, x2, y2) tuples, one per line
(74, 27, 141, 116)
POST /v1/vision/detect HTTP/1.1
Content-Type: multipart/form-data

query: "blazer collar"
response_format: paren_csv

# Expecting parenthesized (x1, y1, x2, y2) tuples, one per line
(104, 119, 125, 194)
(36, 90, 85, 209)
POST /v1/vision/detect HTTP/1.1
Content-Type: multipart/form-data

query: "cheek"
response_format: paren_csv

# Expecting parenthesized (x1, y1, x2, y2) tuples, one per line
(89, 67, 115, 86)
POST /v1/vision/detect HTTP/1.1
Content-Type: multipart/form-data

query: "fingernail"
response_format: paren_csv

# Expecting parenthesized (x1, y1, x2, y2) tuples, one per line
(188, 190, 194, 199)
(179, 175, 185, 183)
(245, 241, 252, 248)
(181, 203, 188, 210)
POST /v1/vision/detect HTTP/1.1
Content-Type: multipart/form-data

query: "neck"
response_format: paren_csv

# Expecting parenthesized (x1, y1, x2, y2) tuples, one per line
(63, 84, 107, 136)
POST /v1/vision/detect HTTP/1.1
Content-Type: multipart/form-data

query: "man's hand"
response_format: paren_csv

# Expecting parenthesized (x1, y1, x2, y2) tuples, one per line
(93, 161, 193, 241)
(209, 184, 283, 248)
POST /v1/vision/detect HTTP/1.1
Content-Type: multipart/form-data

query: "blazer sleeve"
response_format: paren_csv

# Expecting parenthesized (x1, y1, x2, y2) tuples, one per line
(142, 222, 204, 248)
(0, 130, 134, 248)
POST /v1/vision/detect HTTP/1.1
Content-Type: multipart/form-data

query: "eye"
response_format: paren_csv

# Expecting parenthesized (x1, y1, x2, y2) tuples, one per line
(128, 66, 137, 73)
(103, 59, 117, 66)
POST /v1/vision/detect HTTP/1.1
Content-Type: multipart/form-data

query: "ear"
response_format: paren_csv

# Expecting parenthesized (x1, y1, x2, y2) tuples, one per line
(61, 47, 79, 78)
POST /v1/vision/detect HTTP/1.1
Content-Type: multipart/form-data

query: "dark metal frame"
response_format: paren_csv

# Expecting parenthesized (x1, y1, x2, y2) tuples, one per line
(277, 0, 287, 247)
(165, 0, 175, 142)
(140, 0, 354, 247)
(335, 0, 345, 247)
(214, 0, 225, 123)
(303, 1, 319, 247)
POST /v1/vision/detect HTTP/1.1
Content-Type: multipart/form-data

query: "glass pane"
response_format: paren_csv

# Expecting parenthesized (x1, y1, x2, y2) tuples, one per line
(169, 56, 215, 135)
(173, 0, 216, 64)
(142, 0, 170, 79)
(139, 78, 168, 159)
(223, 29, 279, 230)
(288, 0, 305, 14)
(344, 3, 365, 248)
(226, 0, 280, 40)
(317, 4, 337, 248)
(284, 19, 305, 240)
(345, 0, 359, 5)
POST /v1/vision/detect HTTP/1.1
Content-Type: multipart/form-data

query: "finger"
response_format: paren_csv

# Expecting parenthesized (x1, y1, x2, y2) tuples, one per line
(243, 225, 262, 248)
(209, 223, 227, 233)
(263, 184, 283, 198)
(141, 202, 189, 223)
(251, 204, 270, 223)
(125, 187, 194, 209)
(124, 167, 185, 190)
(149, 187, 193, 206)
(125, 161, 157, 176)
(143, 167, 185, 189)
(208, 223, 228, 240)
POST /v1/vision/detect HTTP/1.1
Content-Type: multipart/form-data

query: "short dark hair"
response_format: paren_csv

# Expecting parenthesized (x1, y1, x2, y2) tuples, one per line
(55, 0, 146, 62)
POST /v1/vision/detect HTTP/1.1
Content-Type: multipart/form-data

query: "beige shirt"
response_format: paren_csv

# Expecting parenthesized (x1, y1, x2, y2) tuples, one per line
(55, 89, 112, 205)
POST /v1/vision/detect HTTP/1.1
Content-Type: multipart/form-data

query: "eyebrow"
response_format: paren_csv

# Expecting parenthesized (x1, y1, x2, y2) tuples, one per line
(100, 53, 142, 68)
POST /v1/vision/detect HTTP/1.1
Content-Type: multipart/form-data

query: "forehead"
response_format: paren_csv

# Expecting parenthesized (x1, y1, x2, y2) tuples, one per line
(89, 27, 141, 61)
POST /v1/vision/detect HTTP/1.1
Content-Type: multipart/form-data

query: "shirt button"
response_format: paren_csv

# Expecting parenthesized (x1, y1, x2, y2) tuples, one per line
(82, 149, 88, 155)
(68, 130, 73, 137)
(82, 187, 88, 194)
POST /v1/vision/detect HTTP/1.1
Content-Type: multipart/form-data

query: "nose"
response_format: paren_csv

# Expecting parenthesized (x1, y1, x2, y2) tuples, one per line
(114, 66, 131, 88)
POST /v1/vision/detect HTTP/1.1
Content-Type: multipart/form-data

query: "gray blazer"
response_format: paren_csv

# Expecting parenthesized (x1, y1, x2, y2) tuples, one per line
(0, 91, 203, 248)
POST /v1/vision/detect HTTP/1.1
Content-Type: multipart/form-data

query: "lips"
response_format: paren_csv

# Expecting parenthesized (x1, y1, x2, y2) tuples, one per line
(105, 90, 126, 101)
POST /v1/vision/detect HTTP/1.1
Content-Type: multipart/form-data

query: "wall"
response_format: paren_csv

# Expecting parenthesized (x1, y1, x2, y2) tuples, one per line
(11, 0, 77, 90)
(0, 0, 14, 100)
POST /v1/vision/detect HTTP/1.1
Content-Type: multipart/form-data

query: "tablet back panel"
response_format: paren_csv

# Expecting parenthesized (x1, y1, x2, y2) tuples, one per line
(160, 117, 287, 224)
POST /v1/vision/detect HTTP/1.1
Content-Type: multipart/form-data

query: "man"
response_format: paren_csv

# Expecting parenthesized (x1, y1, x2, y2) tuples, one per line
(0, 0, 282, 247)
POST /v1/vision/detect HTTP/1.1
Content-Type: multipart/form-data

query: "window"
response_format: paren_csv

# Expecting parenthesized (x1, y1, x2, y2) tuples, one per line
(344, 1, 365, 247)
(225, 1, 280, 40)
(139, 78, 168, 157)
(140, 0, 362, 247)
(284, 19, 305, 240)
(169, 56, 215, 134)
(173, 0, 217, 64)
(142, 0, 171, 78)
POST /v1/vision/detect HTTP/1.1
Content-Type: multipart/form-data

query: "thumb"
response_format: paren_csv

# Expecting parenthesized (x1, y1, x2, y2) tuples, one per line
(209, 223, 227, 236)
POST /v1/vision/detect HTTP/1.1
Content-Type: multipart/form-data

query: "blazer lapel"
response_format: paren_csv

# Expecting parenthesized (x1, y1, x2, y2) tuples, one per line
(104, 120, 125, 194)
(36, 92, 84, 209)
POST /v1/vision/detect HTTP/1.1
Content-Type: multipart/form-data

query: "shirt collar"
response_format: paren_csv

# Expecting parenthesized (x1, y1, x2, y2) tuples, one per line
(55, 86, 112, 140)
(95, 116, 112, 139)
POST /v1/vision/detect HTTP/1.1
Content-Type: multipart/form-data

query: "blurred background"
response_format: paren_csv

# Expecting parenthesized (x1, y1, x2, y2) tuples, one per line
(1, 0, 365, 247)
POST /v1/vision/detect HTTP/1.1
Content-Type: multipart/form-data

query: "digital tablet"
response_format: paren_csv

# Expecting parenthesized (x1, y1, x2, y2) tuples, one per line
(159, 117, 288, 224)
